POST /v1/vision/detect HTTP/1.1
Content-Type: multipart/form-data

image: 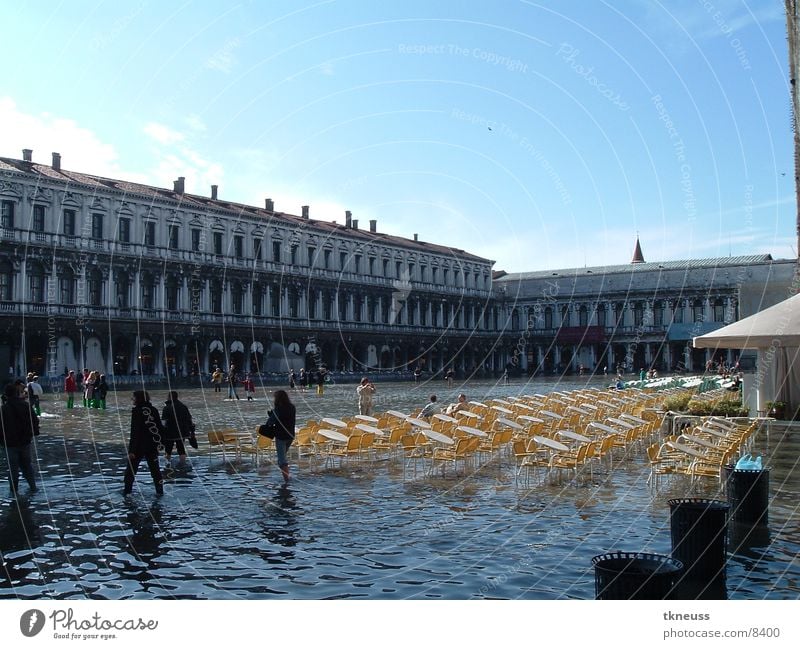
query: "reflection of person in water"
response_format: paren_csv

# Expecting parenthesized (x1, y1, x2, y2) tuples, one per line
(258, 485, 298, 551)
(125, 502, 165, 561)
(0, 497, 41, 557)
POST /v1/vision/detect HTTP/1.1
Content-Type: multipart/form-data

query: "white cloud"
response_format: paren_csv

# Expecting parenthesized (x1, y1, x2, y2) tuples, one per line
(185, 114, 207, 132)
(143, 121, 185, 145)
(0, 96, 136, 179)
(319, 61, 335, 76)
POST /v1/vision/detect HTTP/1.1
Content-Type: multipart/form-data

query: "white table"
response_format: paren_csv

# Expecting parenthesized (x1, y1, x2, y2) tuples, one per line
(518, 415, 543, 424)
(566, 406, 592, 416)
(607, 417, 636, 429)
(620, 414, 646, 425)
(468, 401, 488, 408)
(539, 410, 564, 421)
(512, 403, 537, 412)
(321, 417, 347, 429)
(667, 440, 706, 459)
(432, 413, 458, 423)
(491, 405, 514, 414)
(317, 428, 348, 442)
(589, 422, 621, 436)
(457, 410, 483, 420)
(406, 417, 432, 429)
(491, 399, 512, 406)
(386, 410, 408, 419)
(457, 425, 488, 438)
(557, 430, 591, 444)
(533, 435, 569, 452)
(354, 414, 379, 423)
(495, 417, 524, 430)
(355, 423, 385, 436)
(423, 429, 455, 445)
(681, 433, 720, 450)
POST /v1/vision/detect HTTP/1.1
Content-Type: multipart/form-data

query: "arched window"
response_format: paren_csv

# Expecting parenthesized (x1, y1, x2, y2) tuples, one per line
(544, 306, 553, 329)
(511, 308, 520, 330)
(560, 305, 570, 327)
(579, 305, 588, 327)
(116, 274, 130, 308)
(28, 263, 45, 303)
(713, 298, 725, 322)
(88, 269, 103, 306)
(0, 260, 13, 301)
(59, 267, 75, 304)
(231, 282, 243, 315)
(166, 276, 180, 311)
(140, 273, 155, 309)
(692, 299, 704, 323)
(596, 304, 606, 327)
(211, 280, 223, 314)
(252, 283, 264, 316)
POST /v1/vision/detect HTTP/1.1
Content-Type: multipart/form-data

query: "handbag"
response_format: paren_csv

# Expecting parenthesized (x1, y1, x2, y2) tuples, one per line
(258, 420, 277, 439)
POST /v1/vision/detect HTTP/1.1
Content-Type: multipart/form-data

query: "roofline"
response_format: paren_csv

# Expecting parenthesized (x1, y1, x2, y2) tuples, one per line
(0, 156, 494, 265)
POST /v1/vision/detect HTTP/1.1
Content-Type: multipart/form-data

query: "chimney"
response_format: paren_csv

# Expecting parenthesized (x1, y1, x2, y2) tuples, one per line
(211, 185, 218, 200)
(301, 205, 309, 219)
(369, 219, 377, 233)
(52, 152, 61, 171)
(265, 198, 274, 211)
(22, 149, 32, 162)
(345, 210, 352, 228)
(352, 219, 359, 229)
(173, 177, 185, 194)
(413, 233, 418, 241)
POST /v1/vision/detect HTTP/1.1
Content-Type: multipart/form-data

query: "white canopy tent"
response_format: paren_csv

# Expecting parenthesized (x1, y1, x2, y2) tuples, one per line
(693, 292, 800, 416)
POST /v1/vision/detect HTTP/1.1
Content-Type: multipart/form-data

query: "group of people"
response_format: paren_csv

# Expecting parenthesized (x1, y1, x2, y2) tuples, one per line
(123, 390, 198, 495)
(63, 368, 109, 409)
(418, 393, 467, 418)
(290, 367, 328, 395)
(211, 365, 256, 401)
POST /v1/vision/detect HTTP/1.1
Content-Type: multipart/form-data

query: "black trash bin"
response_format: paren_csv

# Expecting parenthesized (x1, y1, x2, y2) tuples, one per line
(592, 551, 683, 600)
(669, 498, 729, 598)
(727, 468, 769, 527)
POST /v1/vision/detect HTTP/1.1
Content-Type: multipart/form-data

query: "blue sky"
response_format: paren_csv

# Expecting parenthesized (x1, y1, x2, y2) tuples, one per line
(0, 0, 793, 271)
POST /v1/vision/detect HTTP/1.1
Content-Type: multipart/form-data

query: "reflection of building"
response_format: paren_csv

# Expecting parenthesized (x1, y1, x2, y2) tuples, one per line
(0, 151, 500, 378)
(494, 240, 796, 374)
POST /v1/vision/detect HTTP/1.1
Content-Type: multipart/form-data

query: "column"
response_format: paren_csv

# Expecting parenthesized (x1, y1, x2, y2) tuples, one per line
(159, 274, 166, 310)
(645, 343, 653, 367)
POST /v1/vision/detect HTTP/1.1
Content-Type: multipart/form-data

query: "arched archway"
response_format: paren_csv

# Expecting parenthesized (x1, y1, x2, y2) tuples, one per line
(209, 340, 224, 370)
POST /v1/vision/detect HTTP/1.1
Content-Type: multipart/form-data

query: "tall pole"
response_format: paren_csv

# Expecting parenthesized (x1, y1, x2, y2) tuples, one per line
(786, 1, 800, 261)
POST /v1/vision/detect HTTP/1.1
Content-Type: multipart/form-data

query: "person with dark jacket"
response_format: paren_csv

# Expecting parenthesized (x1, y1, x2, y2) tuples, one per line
(0, 383, 39, 494)
(262, 389, 296, 483)
(123, 390, 165, 496)
(96, 374, 109, 410)
(161, 391, 196, 464)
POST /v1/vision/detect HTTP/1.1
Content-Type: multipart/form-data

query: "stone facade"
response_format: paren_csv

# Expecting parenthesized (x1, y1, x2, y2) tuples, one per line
(0, 152, 501, 379)
(494, 253, 797, 374)
(1, 151, 795, 381)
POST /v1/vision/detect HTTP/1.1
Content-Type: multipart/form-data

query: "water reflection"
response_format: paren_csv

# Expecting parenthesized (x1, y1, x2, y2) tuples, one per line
(0, 380, 797, 599)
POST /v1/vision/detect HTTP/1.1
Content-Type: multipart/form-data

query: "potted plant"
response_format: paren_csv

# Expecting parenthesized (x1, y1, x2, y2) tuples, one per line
(765, 401, 786, 420)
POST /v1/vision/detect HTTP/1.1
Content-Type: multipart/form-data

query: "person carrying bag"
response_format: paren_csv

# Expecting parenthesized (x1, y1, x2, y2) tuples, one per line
(258, 390, 296, 483)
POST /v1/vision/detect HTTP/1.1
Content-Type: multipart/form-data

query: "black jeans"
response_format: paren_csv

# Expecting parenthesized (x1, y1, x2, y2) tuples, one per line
(164, 438, 187, 457)
(123, 454, 163, 494)
(4, 444, 36, 492)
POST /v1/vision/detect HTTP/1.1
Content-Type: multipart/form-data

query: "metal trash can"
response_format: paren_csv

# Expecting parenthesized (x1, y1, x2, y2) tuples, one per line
(669, 498, 728, 598)
(727, 468, 769, 527)
(592, 551, 683, 600)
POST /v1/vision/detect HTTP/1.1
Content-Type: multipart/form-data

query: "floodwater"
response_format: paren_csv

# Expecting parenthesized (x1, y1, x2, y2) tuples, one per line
(1, 377, 798, 599)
